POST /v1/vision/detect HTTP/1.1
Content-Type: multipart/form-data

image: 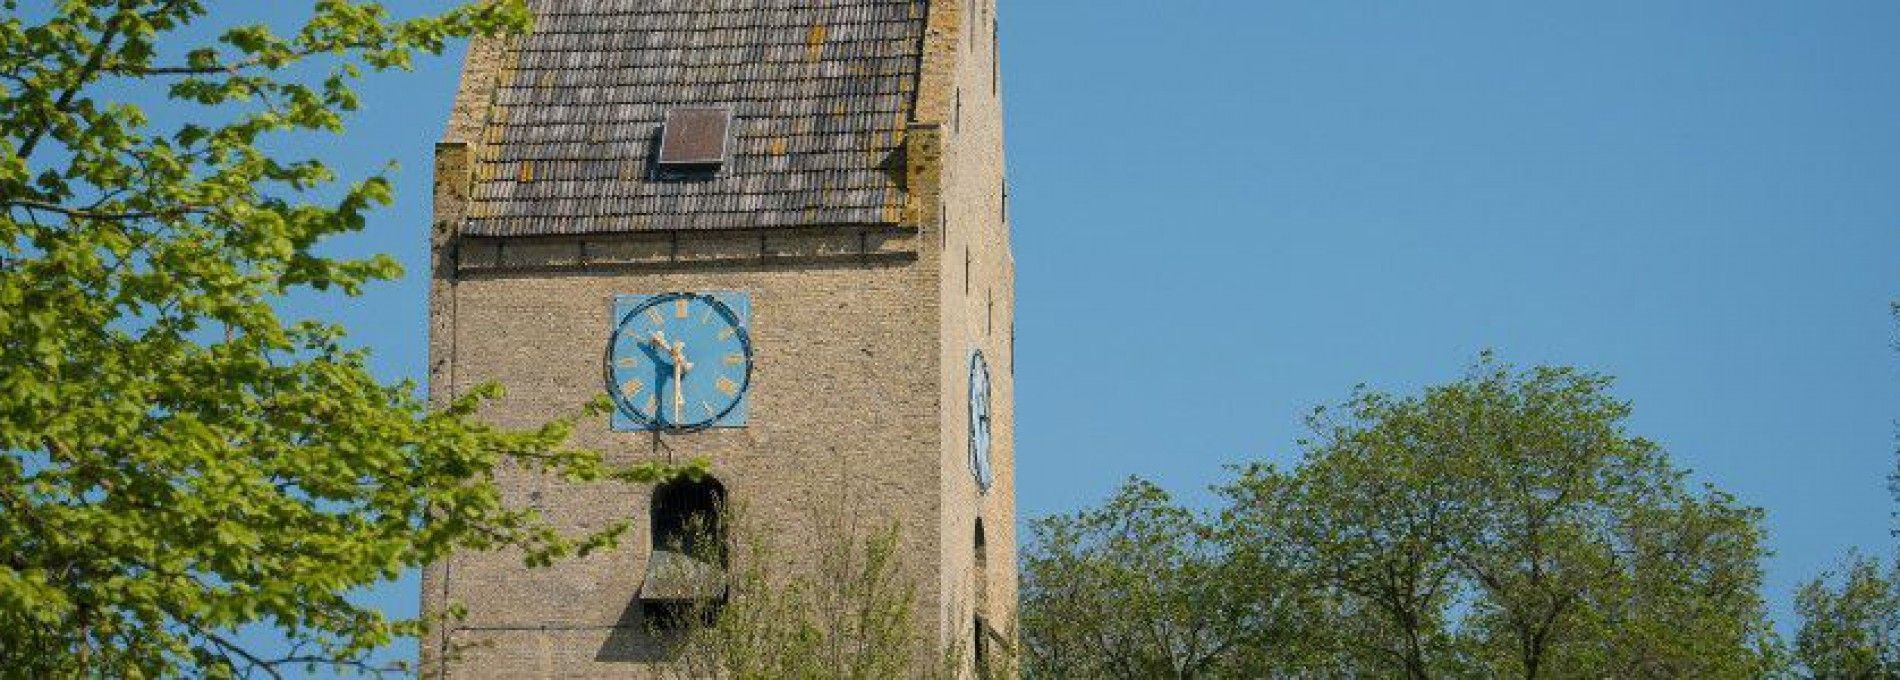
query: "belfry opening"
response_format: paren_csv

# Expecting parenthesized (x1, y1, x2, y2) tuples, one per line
(641, 476, 728, 629)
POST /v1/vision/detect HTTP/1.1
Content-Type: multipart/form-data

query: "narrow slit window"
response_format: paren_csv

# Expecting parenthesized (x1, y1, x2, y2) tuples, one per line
(954, 89, 963, 134)
(967, 0, 976, 47)
(657, 107, 732, 167)
(964, 247, 971, 295)
(974, 519, 988, 604)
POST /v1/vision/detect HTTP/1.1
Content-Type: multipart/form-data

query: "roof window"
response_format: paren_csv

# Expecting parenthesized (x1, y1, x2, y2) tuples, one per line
(656, 107, 732, 168)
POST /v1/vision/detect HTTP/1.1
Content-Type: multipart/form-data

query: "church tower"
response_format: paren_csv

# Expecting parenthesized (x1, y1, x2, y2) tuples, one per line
(421, 0, 1013, 676)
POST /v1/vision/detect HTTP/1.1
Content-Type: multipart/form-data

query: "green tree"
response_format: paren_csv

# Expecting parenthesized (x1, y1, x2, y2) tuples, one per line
(0, 2, 687, 676)
(1226, 424, 1468, 677)
(1795, 552, 1900, 677)
(1019, 478, 1315, 678)
(1222, 356, 1779, 678)
(1018, 356, 1777, 677)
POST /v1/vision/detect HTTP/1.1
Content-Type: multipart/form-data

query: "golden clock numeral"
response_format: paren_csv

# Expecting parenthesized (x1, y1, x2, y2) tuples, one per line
(616, 357, 640, 368)
(715, 376, 739, 396)
(701, 400, 717, 417)
(645, 308, 664, 326)
(700, 309, 715, 325)
(675, 298, 689, 318)
(620, 378, 644, 397)
(716, 327, 735, 341)
(724, 353, 745, 367)
(643, 395, 658, 413)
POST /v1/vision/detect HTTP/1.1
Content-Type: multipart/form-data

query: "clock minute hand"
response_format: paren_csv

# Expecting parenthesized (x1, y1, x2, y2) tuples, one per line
(672, 357, 684, 423)
(672, 341, 693, 373)
(647, 329, 691, 424)
(670, 340, 688, 423)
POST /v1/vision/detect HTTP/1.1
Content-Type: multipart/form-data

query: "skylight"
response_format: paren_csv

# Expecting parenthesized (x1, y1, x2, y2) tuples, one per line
(656, 106, 732, 167)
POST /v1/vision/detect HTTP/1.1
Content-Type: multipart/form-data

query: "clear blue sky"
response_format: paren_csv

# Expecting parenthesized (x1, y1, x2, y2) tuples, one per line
(270, 0, 1897, 659)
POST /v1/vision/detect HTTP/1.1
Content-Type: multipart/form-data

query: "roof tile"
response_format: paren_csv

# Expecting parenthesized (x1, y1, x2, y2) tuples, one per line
(463, 0, 925, 237)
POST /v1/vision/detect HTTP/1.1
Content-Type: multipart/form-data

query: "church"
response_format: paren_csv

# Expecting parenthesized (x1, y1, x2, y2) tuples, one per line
(421, 0, 1015, 675)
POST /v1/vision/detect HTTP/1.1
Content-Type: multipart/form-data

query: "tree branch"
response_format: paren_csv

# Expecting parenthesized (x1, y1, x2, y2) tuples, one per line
(17, 12, 125, 160)
(6, 199, 203, 222)
(118, 40, 387, 77)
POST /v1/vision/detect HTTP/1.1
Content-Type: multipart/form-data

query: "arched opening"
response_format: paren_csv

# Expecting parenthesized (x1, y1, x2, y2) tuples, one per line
(974, 518, 991, 674)
(651, 477, 725, 563)
(973, 518, 988, 604)
(640, 476, 728, 629)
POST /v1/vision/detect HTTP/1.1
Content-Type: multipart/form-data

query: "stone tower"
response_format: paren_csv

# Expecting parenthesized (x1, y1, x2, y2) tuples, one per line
(421, 0, 1014, 676)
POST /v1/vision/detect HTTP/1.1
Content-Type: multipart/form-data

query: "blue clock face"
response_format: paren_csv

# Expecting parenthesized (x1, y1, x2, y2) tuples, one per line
(969, 350, 993, 493)
(605, 292, 752, 432)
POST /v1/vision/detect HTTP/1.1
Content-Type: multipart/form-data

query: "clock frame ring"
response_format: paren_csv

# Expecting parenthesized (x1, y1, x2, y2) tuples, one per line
(600, 291, 754, 434)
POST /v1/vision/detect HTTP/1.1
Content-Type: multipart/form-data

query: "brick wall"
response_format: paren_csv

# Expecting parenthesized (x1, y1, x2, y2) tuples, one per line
(421, 0, 1018, 675)
(429, 247, 941, 677)
(926, 0, 1020, 660)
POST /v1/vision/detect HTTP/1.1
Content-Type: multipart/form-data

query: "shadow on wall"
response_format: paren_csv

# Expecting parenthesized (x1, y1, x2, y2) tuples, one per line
(596, 604, 677, 663)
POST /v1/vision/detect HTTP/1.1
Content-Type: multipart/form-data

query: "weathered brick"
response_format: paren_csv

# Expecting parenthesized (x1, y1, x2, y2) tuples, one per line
(423, 1, 1017, 676)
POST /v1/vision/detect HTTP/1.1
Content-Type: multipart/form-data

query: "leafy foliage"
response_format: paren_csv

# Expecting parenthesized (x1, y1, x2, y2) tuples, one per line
(1242, 356, 1779, 677)
(0, 1, 691, 676)
(1020, 478, 1313, 678)
(1022, 355, 1781, 678)
(1794, 551, 1900, 675)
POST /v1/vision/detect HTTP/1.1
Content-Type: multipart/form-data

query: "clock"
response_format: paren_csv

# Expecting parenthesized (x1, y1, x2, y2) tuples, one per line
(968, 350, 994, 493)
(605, 292, 752, 432)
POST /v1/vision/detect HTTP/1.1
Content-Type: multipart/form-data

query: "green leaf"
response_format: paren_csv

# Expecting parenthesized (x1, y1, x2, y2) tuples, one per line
(0, 1, 672, 676)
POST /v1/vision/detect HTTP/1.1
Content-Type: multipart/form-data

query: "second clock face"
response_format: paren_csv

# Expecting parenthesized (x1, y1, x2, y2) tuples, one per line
(969, 349, 993, 493)
(606, 292, 752, 432)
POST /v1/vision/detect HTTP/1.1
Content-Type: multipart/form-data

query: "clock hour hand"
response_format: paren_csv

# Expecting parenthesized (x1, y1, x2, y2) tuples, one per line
(647, 332, 696, 370)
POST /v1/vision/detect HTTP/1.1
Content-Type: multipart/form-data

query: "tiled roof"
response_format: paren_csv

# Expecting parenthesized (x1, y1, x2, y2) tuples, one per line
(463, 0, 927, 236)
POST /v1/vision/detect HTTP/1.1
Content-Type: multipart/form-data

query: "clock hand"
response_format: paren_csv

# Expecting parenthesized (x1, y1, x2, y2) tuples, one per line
(672, 357, 684, 423)
(674, 341, 694, 373)
(670, 340, 688, 423)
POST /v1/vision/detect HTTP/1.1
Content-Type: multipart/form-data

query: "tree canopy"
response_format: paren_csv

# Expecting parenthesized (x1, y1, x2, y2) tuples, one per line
(1793, 551, 1900, 678)
(1022, 356, 1781, 678)
(0, 1, 686, 676)
(1019, 478, 1313, 678)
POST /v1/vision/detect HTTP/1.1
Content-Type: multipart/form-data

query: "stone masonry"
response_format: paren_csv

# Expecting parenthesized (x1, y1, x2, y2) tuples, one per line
(421, 0, 1015, 677)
